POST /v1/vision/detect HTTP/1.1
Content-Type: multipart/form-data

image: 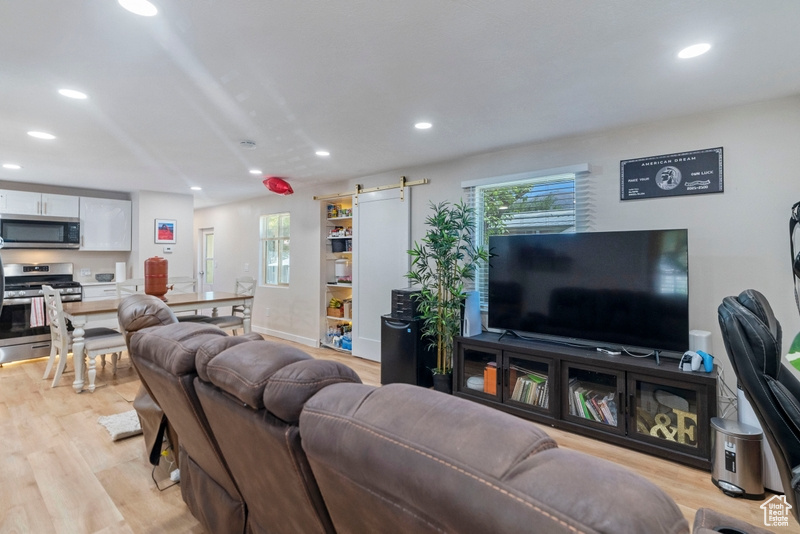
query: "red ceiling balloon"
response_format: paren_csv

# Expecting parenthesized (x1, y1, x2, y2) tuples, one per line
(263, 176, 293, 195)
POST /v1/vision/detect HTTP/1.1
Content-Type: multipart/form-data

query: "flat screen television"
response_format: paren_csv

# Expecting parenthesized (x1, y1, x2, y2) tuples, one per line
(488, 229, 689, 353)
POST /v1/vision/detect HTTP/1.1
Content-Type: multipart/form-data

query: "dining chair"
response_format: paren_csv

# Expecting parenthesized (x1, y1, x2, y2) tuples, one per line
(116, 278, 145, 298)
(42, 285, 129, 388)
(204, 276, 256, 335)
(168, 277, 215, 322)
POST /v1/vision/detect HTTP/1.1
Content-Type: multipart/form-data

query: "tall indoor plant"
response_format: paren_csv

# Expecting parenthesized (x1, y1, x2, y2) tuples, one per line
(407, 200, 489, 392)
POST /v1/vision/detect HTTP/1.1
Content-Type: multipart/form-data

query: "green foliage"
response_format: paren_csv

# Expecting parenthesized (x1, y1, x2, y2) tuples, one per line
(483, 185, 557, 239)
(483, 185, 530, 237)
(406, 200, 489, 374)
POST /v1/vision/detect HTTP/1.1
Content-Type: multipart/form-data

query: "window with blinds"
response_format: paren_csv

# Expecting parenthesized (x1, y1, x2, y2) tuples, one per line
(463, 165, 590, 310)
(260, 212, 290, 286)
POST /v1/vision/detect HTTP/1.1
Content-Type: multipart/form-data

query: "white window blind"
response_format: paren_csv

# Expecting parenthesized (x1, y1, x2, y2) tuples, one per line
(463, 165, 591, 310)
(260, 212, 290, 286)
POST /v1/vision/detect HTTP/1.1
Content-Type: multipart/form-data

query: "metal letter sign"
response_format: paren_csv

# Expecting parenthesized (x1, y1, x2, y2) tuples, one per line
(620, 147, 723, 200)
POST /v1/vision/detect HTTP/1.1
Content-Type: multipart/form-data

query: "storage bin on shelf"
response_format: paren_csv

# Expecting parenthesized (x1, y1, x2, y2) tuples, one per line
(331, 239, 351, 253)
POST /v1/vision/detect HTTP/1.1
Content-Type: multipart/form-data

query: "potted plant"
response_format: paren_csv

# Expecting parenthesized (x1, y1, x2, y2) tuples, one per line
(407, 200, 489, 393)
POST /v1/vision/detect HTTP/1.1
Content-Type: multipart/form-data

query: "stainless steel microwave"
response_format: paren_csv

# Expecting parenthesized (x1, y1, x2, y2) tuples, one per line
(0, 215, 81, 249)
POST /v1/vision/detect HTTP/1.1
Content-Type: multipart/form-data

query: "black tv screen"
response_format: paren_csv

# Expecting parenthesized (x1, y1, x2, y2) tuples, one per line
(488, 229, 689, 352)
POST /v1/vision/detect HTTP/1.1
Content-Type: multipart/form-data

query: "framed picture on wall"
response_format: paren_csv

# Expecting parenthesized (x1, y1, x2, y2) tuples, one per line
(155, 219, 177, 244)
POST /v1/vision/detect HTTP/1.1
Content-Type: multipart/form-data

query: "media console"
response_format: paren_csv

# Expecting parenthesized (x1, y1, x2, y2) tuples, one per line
(454, 332, 717, 470)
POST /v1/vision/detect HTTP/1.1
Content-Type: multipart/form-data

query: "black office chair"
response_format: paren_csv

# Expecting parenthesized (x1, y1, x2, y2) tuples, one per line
(718, 289, 800, 520)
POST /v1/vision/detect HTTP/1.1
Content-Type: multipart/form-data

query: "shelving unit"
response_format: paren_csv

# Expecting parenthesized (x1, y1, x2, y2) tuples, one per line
(454, 332, 717, 470)
(320, 197, 354, 353)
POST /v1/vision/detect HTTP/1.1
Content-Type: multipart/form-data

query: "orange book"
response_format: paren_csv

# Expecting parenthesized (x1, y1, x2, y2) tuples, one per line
(483, 365, 497, 395)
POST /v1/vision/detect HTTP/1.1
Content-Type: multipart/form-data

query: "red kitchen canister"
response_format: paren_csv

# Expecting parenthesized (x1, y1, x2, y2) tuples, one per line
(144, 256, 169, 301)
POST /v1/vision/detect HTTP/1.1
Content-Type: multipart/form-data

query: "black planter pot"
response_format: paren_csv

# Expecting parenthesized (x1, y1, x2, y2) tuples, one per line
(432, 372, 453, 394)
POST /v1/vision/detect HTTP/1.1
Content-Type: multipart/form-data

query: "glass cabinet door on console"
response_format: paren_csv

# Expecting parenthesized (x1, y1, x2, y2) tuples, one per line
(562, 363, 625, 435)
(505, 352, 553, 415)
(627, 373, 712, 458)
(458, 345, 501, 400)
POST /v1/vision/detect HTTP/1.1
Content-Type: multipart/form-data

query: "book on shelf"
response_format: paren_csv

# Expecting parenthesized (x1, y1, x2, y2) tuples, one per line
(599, 393, 617, 426)
(587, 394, 605, 423)
(606, 395, 618, 425)
(568, 380, 616, 424)
(511, 376, 524, 401)
(541, 381, 549, 409)
(567, 377, 577, 416)
(573, 387, 592, 420)
(510, 371, 548, 407)
(483, 364, 497, 395)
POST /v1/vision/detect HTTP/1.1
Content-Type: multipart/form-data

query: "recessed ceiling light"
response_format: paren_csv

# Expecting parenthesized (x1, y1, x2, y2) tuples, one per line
(2, 163, 22, 170)
(415, 122, 432, 130)
(315, 150, 330, 157)
(190, 186, 202, 191)
(678, 43, 711, 59)
(249, 169, 262, 175)
(27, 131, 56, 140)
(58, 88, 88, 100)
(118, 0, 158, 17)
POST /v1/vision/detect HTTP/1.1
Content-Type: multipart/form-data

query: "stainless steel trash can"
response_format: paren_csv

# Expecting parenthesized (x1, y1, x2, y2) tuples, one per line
(710, 417, 765, 499)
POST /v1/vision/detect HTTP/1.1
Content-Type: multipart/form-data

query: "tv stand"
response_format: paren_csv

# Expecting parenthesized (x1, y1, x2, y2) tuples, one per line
(454, 332, 716, 470)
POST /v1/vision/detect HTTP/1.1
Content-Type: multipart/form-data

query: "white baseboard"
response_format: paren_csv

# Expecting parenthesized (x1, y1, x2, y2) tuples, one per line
(252, 326, 317, 348)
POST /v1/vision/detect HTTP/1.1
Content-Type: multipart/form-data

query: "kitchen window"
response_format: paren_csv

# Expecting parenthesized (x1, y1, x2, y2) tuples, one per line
(260, 212, 290, 286)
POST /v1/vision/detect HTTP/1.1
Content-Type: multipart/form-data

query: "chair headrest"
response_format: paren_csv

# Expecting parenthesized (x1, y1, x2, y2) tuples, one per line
(118, 294, 178, 334)
(736, 289, 781, 338)
(718, 289, 782, 378)
(196, 339, 361, 423)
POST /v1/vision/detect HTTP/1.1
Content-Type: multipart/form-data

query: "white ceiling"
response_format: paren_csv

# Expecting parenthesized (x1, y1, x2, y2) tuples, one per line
(1, 1, 799, 208)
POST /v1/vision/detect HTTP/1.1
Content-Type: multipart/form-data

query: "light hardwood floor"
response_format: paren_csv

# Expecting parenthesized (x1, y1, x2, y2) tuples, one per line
(0, 336, 794, 533)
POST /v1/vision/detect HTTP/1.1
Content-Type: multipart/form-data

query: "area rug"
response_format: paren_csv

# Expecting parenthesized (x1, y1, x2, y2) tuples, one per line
(98, 410, 143, 441)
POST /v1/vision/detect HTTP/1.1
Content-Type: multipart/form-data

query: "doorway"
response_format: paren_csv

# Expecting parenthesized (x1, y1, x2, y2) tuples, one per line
(198, 228, 215, 292)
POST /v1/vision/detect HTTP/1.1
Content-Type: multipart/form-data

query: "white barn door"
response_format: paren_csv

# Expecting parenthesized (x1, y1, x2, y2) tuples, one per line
(352, 189, 410, 361)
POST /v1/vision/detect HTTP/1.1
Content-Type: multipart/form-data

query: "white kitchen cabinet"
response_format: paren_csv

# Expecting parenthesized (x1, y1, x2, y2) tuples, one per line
(0, 190, 79, 217)
(79, 197, 132, 251)
(82, 283, 118, 301)
(81, 283, 120, 329)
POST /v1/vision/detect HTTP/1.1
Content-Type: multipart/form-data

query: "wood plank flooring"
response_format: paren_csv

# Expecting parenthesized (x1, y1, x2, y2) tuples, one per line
(0, 336, 794, 533)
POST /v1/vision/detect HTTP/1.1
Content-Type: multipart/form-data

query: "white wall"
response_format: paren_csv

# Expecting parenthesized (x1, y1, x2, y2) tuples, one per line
(131, 190, 195, 278)
(193, 182, 333, 346)
(194, 95, 800, 388)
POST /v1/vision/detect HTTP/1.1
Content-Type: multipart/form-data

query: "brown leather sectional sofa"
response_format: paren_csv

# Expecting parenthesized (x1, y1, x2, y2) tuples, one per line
(118, 294, 771, 534)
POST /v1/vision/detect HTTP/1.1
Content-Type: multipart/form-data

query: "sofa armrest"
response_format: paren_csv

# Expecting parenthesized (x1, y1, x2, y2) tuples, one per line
(300, 383, 689, 534)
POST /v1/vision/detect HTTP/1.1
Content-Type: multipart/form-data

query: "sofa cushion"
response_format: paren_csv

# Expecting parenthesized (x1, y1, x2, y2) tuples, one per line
(131, 322, 228, 375)
(263, 359, 361, 424)
(199, 340, 314, 409)
(118, 294, 178, 334)
(195, 333, 263, 383)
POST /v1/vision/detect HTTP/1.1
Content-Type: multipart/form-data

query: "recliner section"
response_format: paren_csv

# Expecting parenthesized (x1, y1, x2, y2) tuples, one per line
(195, 340, 361, 533)
(129, 321, 257, 534)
